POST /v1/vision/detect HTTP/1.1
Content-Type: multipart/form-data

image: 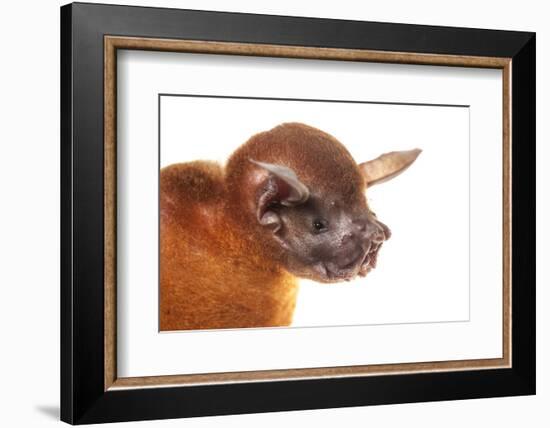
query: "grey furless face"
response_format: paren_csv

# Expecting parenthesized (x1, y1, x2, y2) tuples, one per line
(250, 147, 420, 283)
(272, 193, 391, 282)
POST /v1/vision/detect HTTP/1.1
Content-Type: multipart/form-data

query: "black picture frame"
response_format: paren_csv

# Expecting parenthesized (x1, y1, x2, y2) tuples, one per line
(61, 2, 535, 424)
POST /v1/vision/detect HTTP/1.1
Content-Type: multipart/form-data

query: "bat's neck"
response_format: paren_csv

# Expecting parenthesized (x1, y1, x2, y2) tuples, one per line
(220, 209, 300, 327)
(236, 268, 299, 327)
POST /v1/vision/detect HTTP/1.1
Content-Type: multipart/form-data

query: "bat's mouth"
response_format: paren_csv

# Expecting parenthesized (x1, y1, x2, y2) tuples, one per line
(320, 241, 384, 282)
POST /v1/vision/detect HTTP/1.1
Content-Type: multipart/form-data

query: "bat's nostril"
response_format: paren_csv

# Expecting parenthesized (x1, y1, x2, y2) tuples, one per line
(372, 233, 386, 244)
(380, 223, 392, 240)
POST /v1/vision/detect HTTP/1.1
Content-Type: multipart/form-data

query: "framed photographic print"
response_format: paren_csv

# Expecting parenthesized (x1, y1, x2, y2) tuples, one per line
(60, 2, 535, 424)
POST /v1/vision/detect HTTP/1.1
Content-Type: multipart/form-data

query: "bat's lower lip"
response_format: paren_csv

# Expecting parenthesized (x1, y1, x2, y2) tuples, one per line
(323, 243, 382, 281)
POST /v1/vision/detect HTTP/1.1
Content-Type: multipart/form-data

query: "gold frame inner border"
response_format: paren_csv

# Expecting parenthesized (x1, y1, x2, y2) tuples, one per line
(104, 35, 512, 391)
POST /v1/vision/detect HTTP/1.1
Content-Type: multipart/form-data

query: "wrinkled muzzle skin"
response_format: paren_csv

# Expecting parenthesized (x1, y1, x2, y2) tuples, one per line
(271, 194, 391, 283)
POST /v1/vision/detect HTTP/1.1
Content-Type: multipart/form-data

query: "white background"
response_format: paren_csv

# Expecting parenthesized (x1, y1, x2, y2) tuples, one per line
(118, 51, 503, 377)
(0, 0, 546, 427)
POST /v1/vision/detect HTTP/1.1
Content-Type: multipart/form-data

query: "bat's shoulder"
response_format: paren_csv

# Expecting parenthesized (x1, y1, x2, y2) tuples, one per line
(161, 161, 224, 202)
(160, 161, 226, 230)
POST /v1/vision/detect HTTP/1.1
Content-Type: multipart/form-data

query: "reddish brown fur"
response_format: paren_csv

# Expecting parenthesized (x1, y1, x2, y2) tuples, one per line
(160, 123, 364, 331)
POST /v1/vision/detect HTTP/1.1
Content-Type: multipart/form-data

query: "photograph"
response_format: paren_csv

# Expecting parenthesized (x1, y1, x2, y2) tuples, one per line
(160, 117, 422, 331)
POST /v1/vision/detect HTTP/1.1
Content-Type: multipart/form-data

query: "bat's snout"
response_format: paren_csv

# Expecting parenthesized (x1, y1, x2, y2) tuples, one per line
(325, 217, 391, 281)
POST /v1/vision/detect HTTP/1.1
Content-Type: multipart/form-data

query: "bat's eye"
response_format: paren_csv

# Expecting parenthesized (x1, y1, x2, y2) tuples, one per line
(312, 219, 328, 233)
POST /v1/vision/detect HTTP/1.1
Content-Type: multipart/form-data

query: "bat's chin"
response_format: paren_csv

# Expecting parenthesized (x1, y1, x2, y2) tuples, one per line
(309, 242, 383, 283)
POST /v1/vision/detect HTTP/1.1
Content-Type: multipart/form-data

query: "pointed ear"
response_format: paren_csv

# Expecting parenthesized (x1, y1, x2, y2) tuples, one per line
(249, 159, 310, 231)
(359, 148, 422, 187)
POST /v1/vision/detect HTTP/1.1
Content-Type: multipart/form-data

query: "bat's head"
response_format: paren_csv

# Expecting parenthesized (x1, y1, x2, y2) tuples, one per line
(228, 123, 421, 283)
